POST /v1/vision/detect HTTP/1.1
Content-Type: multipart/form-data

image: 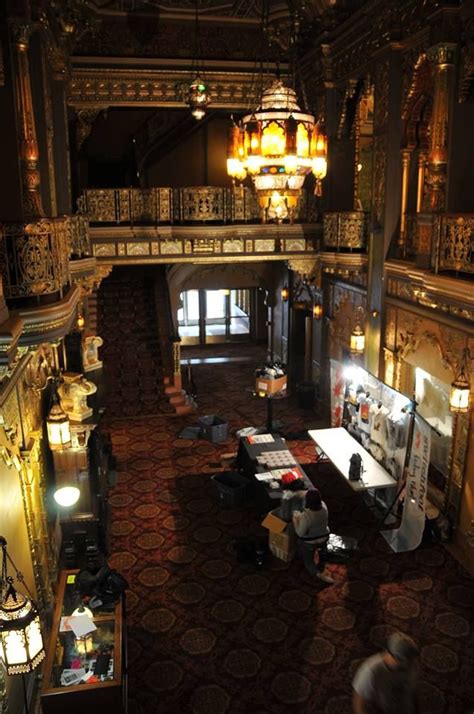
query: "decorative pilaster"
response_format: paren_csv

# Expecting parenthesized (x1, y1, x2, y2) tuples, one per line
(424, 43, 456, 212)
(9, 21, 44, 218)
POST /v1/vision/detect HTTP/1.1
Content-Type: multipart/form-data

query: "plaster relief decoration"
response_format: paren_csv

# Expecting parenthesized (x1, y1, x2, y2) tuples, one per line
(82, 335, 103, 373)
(222, 239, 244, 253)
(58, 372, 97, 421)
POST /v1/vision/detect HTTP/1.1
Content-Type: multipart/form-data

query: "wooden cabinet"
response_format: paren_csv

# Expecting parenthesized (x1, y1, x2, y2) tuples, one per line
(41, 570, 126, 714)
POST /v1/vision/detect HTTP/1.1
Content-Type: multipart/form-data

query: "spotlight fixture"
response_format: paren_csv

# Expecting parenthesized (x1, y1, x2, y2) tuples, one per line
(449, 348, 471, 414)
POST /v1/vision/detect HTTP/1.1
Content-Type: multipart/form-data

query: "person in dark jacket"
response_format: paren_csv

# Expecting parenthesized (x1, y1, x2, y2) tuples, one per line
(292, 488, 333, 584)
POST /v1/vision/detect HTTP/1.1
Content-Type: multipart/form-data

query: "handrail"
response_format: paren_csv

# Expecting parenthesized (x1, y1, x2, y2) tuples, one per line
(82, 186, 318, 225)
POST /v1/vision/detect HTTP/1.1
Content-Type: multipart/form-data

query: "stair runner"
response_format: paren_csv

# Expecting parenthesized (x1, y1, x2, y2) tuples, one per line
(97, 266, 178, 417)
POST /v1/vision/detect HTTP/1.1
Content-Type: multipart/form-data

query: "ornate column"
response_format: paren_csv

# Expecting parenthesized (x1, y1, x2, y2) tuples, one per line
(424, 43, 456, 213)
(8, 21, 44, 218)
(398, 149, 411, 254)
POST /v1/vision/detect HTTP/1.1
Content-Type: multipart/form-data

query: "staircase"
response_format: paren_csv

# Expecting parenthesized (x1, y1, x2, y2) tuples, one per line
(97, 266, 194, 417)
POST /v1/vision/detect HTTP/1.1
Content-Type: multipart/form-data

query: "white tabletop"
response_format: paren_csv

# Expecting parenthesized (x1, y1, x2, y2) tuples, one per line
(308, 428, 397, 492)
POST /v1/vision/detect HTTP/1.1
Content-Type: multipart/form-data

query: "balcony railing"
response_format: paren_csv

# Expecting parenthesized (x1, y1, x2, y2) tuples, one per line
(434, 214, 474, 275)
(0, 218, 72, 299)
(323, 211, 367, 251)
(82, 187, 318, 225)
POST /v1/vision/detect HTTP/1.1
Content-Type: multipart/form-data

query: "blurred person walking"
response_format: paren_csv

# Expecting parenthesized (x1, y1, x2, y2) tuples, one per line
(352, 632, 420, 713)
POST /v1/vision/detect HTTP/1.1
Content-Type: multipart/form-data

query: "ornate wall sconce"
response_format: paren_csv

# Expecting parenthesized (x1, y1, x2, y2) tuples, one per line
(281, 286, 289, 302)
(46, 389, 71, 452)
(350, 306, 366, 356)
(0, 536, 45, 713)
(449, 348, 472, 414)
(312, 303, 323, 320)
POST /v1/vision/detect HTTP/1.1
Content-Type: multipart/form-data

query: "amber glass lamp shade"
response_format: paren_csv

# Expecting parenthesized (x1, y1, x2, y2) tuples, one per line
(313, 303, 323, 320)
(281, 286, 289, 302)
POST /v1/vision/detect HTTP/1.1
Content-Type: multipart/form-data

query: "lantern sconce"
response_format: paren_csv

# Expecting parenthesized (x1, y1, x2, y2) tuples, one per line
(46, 382, 71, 452)
(281, 286, 289, 302)
(313, 303, 323, 320)
(0, 536, 45, 713)
(449, 347, 472, 414)
(350, 306, 366, 356)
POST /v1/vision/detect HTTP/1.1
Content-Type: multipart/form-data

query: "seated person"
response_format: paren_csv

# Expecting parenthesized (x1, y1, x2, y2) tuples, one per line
(280, 478, 307, 521)
(292, 488, 333, 585)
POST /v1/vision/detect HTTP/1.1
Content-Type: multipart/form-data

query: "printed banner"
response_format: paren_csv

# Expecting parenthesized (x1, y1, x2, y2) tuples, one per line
(330, 359, 345, 427)
(382, 414, 431, 553)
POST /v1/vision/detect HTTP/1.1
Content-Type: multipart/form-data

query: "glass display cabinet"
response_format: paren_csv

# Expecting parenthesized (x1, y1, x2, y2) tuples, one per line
(41, 570, 126, 714)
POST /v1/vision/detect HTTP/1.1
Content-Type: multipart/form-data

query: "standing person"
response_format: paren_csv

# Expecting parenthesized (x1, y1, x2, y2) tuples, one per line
(292, 488, 333, 584)
(352, 632, 420, 714)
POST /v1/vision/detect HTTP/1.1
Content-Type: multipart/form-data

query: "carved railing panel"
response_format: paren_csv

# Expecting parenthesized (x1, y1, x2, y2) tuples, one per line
(0, 218, 71, 298)
(68, 214, 90, 257)
(434, 214, 474, 275)
(323, 211, 367, 251)
(82, 187, 317, 225)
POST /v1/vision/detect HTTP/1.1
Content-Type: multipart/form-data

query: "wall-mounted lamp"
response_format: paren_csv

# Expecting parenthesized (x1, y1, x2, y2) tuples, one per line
(313, 303, 323, 320)
(46, 389, 71, 451)
(350, 306, 366, 356)
(449, 347, 471, 414)
(0, 536, 45, 713)
(281, 286, 289, 302)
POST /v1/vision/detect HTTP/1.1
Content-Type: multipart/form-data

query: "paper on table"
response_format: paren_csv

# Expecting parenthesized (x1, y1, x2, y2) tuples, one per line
(69, 614, 97, 638)
(254, 472, 274, 482)
(248, 434, 275, 444)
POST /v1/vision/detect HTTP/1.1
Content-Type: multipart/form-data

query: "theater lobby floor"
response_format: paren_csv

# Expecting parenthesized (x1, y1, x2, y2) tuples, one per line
(103, 345, 474, 714)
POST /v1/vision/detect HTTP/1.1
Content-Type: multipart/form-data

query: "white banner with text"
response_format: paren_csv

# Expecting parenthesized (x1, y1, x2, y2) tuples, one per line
(382, 414, 431, 552)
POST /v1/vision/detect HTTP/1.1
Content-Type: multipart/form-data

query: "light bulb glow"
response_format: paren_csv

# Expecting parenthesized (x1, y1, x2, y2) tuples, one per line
(54, 486, 80, 507)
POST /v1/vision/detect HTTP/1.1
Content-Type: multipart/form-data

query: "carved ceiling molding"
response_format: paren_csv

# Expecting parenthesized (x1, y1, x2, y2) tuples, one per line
(68, 67, 274, 109)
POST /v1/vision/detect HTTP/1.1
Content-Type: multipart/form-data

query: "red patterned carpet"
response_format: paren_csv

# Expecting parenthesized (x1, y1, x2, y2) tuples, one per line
(101, 360, 474, 714)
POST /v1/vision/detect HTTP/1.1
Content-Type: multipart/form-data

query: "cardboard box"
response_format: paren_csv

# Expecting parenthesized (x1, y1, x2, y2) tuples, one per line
(255, 375, 287, 395)
(261, 510, 296, 561)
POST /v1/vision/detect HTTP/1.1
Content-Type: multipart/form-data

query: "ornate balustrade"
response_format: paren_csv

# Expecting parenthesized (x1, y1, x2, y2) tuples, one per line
(323, 211, 367, 251)
(82, 186, 318, 225)
(67, 213, 90, 258)
(0, 218, 71, 299)
(434, 214, 474, 275)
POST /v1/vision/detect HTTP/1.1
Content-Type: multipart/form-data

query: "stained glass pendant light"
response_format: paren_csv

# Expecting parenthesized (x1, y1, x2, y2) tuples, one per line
(226, 81, 327, 221)
(188, 1, 210, 120)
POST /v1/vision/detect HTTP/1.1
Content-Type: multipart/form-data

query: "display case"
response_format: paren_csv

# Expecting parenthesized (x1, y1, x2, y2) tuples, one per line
(41, 570, 126, 714)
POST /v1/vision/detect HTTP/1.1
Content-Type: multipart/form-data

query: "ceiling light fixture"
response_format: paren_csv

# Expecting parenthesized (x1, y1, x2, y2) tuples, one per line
(188, 1, 210, 120)
(227, 81, 327, 221)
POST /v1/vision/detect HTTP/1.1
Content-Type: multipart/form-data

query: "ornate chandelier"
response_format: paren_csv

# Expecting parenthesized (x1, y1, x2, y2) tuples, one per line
(226, 80, 327, 221)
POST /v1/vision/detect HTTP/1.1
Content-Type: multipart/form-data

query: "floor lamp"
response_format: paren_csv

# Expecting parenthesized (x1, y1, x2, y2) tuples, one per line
(0, 537, 45, 714)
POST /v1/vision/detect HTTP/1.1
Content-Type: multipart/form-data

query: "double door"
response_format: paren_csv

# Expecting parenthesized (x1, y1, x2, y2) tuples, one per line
(178, 288, 252, 345)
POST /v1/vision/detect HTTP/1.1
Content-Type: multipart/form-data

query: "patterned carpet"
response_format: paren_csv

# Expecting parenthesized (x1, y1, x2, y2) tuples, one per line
(98, 278, 474, 714)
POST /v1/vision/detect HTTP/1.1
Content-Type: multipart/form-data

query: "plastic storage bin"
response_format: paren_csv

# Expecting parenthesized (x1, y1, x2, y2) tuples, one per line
(212, 471, 249, 507)
(199, 415, 228, 443)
